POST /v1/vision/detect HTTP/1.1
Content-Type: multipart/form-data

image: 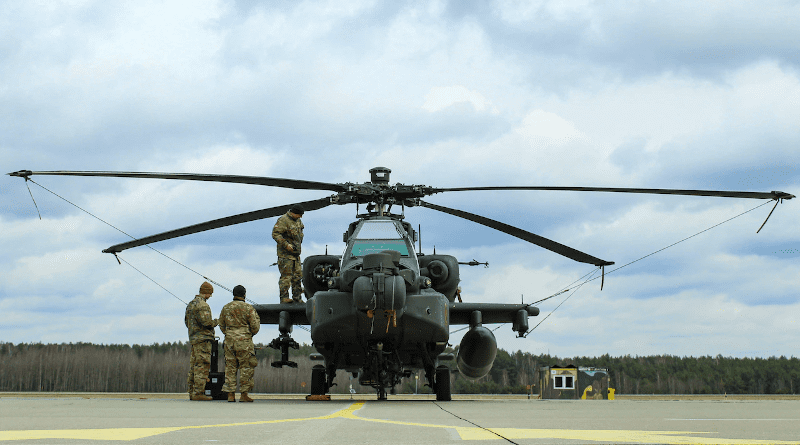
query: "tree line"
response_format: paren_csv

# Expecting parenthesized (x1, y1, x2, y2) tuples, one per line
(449, 350, 800, 395)
(2, 342, 798, 395)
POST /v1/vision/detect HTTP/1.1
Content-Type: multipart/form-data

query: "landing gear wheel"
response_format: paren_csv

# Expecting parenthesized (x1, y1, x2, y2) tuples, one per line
(310, 365, 327, 395)
(435, 366, 451, 401)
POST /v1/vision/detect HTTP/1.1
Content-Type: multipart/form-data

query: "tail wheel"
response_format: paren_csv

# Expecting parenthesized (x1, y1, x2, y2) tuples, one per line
(311, 365, 327, 395)
(435, 366, 451, 401)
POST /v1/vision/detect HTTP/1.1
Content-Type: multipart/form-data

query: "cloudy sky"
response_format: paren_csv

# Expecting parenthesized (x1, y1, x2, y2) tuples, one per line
(2, 0, 798, 359)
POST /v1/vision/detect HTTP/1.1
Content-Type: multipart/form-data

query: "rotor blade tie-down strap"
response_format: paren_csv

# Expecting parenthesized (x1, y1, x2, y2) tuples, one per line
(756, 198, 781, 234)
(524, 267, 601, 338)
(591, 199, 774, 284)
(24, 178, 236, 299)
(601, 265, 605, 291)
(23, 177, 42, 220)
(115, 255, 188, 305)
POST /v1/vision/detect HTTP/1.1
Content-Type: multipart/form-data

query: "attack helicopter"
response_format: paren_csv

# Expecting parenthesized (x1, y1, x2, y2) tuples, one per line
(8, 167, 794, 401)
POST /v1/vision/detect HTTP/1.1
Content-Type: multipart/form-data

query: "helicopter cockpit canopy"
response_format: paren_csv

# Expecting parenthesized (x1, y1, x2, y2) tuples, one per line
(344, 219, 418, 271)
(351, 220, 410, 256)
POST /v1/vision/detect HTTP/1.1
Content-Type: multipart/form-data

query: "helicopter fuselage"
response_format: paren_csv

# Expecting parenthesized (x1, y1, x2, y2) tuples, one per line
(305, 216, 452, 394)
(253, 213, 537, 400)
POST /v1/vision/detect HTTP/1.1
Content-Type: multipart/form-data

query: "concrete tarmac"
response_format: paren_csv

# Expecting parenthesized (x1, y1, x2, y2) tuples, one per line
(0, 393, 798, 444)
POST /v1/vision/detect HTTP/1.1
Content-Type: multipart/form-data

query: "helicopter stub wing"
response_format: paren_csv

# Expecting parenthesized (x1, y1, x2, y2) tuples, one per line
(419, 200, 613, 267)
(103, 197, 333, 254)
(449, 303, 539, 325)
(251, 303, 539, 326)
(253, 303, 309, 325)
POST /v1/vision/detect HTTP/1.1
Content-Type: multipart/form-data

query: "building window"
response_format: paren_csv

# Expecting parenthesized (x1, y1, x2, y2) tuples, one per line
(553, 375, 575, 389)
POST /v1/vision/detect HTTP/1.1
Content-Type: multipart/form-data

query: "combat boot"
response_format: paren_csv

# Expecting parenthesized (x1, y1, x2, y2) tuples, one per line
(280, 297, 292, 304)
(240, 392, 253, 402)
(227, 392, 236, 402)
(292, 295, 304, 304)
(190, 393, 213, 401)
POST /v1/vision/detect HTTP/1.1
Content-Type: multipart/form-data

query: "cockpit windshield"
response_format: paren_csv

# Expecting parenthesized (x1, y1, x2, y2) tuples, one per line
(350, 239, 409, 257)
(355, 221, 403, 239)
(349, 220, 411, 258)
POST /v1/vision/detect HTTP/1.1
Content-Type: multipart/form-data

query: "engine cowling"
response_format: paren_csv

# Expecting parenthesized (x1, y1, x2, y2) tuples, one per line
(302, 255, 340, 300)
(419, 255, 460, 301)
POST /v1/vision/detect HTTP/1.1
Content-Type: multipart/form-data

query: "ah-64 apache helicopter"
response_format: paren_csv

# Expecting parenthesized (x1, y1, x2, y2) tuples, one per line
(8, 167, 794, 401)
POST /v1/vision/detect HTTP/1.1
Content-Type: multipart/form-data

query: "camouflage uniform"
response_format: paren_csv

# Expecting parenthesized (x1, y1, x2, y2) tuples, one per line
(185, 288, 217, 397)
(272, 211, 304, 302)
(219, 297, 261, 394)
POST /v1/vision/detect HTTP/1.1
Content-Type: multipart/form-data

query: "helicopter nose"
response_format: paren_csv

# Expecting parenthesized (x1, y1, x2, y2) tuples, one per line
(353, 274, 407, 311)
(352, 252, 407, 311)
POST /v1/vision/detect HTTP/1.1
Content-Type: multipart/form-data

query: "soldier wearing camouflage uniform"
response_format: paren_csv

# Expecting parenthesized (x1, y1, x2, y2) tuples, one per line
(272, 204, 305, 304)
(185, 281, 218, 401)
(219, 284, 261, 402)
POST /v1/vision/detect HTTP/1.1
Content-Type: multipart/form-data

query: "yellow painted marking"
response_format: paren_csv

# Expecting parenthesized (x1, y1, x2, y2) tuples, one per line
(0, 403, 361, 441)
(0, 401, 797, 444)
(0, 428, 183, 441)
(455, 427, 800, 444)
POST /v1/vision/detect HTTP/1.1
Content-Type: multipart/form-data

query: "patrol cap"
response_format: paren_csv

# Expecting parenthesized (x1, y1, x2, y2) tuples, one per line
(199, 281, 214, 294)
(233, 285, 246, 298)
(290, 204, 305, 215)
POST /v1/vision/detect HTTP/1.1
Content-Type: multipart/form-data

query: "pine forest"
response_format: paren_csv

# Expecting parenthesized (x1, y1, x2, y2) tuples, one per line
(1, 342, 798, 395)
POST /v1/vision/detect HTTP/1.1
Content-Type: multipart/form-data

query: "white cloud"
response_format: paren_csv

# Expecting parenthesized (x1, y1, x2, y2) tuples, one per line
(515, 109, 584, 142)
(1, 1, 797, 360)
(423, 85, 500, 114)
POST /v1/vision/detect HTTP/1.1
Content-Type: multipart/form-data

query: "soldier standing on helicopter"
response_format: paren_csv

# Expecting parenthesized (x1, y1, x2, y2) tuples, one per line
(185, 281, 218, 401)
(272, 204, 304, 304)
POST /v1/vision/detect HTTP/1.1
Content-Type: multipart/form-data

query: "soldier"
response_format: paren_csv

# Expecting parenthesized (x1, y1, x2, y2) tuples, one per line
(185, 281, 218, 401)
(272, 204, 305, 304)
(219, 284, 261, 402)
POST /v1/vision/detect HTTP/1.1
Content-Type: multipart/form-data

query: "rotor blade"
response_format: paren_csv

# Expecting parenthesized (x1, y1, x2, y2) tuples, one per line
(103, 197, 332, 254)
(7, 170, 346, 192)
(429, 186, 794, 201)
(419, 200, 613, 267)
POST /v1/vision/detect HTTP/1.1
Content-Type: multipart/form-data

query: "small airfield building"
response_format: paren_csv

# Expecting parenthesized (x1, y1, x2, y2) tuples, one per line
(539, 365, 612, 400)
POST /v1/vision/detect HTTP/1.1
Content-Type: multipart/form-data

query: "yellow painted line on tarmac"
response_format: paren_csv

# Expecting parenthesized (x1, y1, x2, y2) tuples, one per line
(0, 401, 371, 441)
(1, 401, 798, 444)
(454, 427, 800, 444)
(344, 403, 800, 444)
(0, 403, 357, 442)
(0, 428, 183, 442)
